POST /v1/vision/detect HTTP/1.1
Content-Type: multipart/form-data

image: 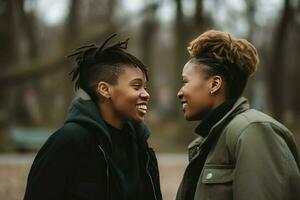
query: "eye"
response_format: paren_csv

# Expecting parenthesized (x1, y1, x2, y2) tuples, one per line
(133, 84, 141, 90)
(182, 79, 187, 85)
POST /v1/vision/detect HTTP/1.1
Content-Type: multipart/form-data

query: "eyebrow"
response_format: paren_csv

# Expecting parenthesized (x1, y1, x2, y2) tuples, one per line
(130, 78, 144, 83)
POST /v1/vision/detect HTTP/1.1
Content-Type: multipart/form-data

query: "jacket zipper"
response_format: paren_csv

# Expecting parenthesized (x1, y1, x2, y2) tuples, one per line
(98, 145, 110, 200)
(146, 151, 158, 200)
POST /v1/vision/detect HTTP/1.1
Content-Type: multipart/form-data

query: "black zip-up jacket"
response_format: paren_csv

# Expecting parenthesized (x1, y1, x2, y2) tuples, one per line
(24, 97, 162, 200)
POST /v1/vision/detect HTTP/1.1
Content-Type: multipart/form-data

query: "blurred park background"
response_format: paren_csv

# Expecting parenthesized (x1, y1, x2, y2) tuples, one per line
(0, 0, 300, 199)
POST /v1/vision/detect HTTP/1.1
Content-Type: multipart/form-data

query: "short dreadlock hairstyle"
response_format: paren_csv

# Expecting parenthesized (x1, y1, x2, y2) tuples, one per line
(188, 30, 259, 99)
(68, 34, 148, 102)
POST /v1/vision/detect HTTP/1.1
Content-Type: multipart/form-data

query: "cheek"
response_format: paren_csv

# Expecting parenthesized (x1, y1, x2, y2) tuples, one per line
(195, 88, 210, 105)
(186, 83, 212, 118)
(112, 88, 138, 110)
(187, 83, 209, 104)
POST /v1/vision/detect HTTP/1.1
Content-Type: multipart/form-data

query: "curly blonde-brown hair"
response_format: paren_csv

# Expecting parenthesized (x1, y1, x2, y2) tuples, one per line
(188, 30, 259, 77)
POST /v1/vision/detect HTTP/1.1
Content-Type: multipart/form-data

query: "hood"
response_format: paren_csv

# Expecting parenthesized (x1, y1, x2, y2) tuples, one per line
(64, 97, 151, 146)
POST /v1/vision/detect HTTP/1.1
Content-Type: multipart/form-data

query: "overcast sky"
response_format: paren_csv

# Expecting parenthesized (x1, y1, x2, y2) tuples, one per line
(31, 0, 283, 36)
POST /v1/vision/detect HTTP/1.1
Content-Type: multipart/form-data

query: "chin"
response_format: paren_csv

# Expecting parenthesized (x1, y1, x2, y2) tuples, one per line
(130, 115, 145, 122)
(185, 116, 197, 121)
(184, 112, 202, 121)
(135, 117, 144, 122)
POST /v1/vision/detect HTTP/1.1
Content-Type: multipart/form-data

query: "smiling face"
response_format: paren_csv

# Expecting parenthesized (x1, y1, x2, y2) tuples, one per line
(177, 60, 216, 121)
(107, 64, 150, 122)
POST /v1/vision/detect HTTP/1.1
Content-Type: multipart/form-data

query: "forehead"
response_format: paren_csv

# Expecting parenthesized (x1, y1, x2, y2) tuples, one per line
(118, 64, 147, 81)
(182, 60, 206, 77)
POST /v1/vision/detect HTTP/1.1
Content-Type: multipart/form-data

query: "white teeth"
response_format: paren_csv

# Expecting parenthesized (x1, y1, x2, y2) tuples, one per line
(136, 104, 147, 114)
(139, 109, 147, 114)
(182, 103, 187, 109)
(137, 105, 147, 110)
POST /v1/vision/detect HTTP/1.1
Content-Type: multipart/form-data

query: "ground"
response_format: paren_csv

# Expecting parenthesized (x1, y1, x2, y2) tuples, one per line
(0, 153, 188, 200)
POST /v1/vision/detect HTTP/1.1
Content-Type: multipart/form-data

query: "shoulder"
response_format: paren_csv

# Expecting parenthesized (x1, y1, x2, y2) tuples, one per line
(42, 123, 93, 152)
(226, 109, 290, 137)
(224, 109, 293, 153)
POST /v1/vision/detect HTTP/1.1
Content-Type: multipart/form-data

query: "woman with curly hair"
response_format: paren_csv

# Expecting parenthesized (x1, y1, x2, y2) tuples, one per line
(24, 34, 162, 200)
(176, 30, 300, 200)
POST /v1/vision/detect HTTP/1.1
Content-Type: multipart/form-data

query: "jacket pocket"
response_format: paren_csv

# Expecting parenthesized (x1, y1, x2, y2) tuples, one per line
(202, 167, 234, 184)
(198, 166, 234, 200)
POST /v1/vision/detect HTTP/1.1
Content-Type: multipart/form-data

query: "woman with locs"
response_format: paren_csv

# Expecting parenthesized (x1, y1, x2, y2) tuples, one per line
(24, 34, 162, 200)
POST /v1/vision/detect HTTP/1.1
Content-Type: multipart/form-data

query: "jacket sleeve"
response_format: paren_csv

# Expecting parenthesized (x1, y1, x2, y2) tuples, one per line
(232, 122, 300, 200)
(24, 127, 79, 200)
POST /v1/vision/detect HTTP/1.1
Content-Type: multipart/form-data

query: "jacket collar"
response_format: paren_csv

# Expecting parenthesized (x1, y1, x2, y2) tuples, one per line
(194, 98, 237, 137)
(188, 97, 250, 150)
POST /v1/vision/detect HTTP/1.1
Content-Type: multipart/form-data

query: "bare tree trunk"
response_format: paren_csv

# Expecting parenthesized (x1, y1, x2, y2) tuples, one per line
(64, 0, 80, 50)
(174, 0, 196, 144)
(0, 0, 18, 151)
(17, 0, 38, 58)
(194, 0, 204, 29)
(174, 0, 187, 98)
(266, 0, 292, 121)
(106, 0, 117, 32)
(0, 0, 17, 66)
(13, 0, 43, 126)
(140, 3, 159, 109)
(243, 0, 257, 102)
(289, 2, 300, 124)
(59, 0, 81, 123)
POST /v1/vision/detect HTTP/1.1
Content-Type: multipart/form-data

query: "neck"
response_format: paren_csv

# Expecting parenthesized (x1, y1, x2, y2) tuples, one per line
(98, 101, 124, 129)
(211, 95, 226, 111)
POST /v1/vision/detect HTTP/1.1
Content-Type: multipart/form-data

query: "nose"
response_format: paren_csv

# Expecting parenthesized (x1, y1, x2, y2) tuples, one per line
(177, 88, 183, 99)
(140, 89, 150, 101)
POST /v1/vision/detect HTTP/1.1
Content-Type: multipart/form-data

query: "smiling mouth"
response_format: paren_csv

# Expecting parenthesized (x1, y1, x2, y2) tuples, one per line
(181, 101, 188, 111)
(136, 104, 148, 114)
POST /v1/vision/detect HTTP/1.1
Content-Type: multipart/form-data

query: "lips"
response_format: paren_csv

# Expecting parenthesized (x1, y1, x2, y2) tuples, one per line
(136, 103, 148, 114)
(181, 101, 188, 111)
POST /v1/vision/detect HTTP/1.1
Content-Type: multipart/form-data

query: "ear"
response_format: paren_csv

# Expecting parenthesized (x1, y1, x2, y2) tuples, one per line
(210, 75, 222, 95)
(97, 81, 111, 99)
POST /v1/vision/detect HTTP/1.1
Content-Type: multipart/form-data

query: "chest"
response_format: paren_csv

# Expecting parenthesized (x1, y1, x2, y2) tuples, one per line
(188, 131, 235, 200)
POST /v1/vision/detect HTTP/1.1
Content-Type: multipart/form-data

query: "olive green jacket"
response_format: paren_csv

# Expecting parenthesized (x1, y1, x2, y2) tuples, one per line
(176, 97, 300, 200)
